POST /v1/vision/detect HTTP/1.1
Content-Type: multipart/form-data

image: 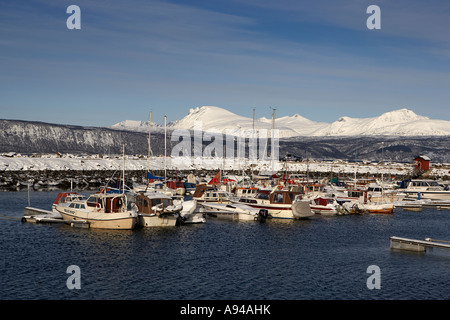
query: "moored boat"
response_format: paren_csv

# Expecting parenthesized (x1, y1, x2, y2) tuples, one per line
(135, 191, 181, 227)
(51, 192, 86, 212)
(343, 201, 394, 214)
(199, 202, 260, 221)
(400, 179, 450, 200)
(55, 192, 138, 229)
(307, 196, 347, 216)
(239, 187, 314, 219)
(176, 199, 206, 224)
(192, 184, 238, 204)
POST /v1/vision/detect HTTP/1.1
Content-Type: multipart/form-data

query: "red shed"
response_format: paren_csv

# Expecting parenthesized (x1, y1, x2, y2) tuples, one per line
(414, 155, 430, 171)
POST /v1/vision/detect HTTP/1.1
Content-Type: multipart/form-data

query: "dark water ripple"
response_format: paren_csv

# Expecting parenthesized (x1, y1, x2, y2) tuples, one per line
(1, 191, 449, 300)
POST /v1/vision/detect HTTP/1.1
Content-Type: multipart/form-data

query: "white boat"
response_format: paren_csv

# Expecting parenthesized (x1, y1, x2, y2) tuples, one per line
(307, 196, 347, 216)
(135, 191, 181, 227)
(401, 179, 450, 200)
(55, 192, 138, 229)
(176, 199, 206, 224)
(239, 188, 314, 219)
(199, 202, 260, 221)
(192, 184, 238, 204)
(342, 201, 394, 214)
(366, 183, 406, 202)
(51, 191, 86, 212)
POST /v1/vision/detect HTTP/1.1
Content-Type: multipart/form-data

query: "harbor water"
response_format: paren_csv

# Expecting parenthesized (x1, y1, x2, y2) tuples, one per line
(1, 190, 449, 300)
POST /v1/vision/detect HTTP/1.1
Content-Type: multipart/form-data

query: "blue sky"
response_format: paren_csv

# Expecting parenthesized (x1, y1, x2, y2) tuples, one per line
(1, 0, 449, 127)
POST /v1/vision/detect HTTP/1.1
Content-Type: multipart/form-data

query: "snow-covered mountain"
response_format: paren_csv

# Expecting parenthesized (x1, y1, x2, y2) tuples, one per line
(111, 106, 450, 137)
(111, 119, 162, 132)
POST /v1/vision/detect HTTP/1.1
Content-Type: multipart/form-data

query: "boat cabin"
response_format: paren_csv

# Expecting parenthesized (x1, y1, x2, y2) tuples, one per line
(135, 192, 174, 214)
(86, 193, 126, 213)
(346, 189, 366, 198)
(166, 181, 185, 190)
(53, 192, 85, 205)
(313, 197, 336, 206)
(235, 187, 259, 198)
(269, 190, 302, 204)
(192, 184, 234, 202)
(407, 179, 443, 190)
(303, 183, 325, 193)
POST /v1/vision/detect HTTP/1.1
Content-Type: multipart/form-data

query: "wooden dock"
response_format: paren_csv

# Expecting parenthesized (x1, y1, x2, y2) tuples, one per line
(390, 236, 450, 252)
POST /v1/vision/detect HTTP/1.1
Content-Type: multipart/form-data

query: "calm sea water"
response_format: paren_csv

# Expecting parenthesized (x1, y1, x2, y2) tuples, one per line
(1, 190, 449, 301)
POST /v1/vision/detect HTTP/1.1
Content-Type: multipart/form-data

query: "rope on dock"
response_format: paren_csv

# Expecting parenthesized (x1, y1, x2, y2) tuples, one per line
(0, 214, 22, 221)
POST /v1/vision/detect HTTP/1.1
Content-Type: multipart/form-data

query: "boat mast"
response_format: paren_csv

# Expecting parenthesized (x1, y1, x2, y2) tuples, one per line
(164, 115, 167, 182)
(252, 106, 255, 130)
(148, 110, 152, 173)
(271, 107, 276, 176)
(122, 144, 125, 194)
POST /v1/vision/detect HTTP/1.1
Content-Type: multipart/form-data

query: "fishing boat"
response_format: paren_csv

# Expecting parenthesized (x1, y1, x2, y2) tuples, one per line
(238, 187, 314, 219)
(135, 191, 181, 227)
(54, 192, 138, 229)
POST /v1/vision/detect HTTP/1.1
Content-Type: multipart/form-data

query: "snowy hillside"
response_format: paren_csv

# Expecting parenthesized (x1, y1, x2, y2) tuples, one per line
(111, 106, 450, 137)
(1, 119, 449, 162)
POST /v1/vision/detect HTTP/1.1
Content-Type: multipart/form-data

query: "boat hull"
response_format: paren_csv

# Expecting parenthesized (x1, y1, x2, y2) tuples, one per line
(58, 210, 137, 230)
(238, 213, 258, 221)
(310, 206, 338, 215)
(404, 191, 450, 200)
(199, 202, 259, 221)
(138, 214, 178, 227)
(246, 203, 313, 219)
(361, 204, 394, 214)
(181, 212, 206, 224)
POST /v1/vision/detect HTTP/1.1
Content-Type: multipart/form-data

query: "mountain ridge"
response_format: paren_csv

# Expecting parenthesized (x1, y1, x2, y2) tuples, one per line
(111, 106, 450, 137)
(1, 118, 449, 162)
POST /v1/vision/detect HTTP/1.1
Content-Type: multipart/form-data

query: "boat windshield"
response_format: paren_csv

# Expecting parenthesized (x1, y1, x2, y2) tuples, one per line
(411, 181, 440, 187)
(256, 192, 269, 200)
(87, 195, 100, 207)
(151, 198, 172, 207)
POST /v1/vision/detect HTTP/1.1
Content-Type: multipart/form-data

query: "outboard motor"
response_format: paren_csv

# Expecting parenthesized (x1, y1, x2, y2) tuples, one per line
(257, 209, 269, 222)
